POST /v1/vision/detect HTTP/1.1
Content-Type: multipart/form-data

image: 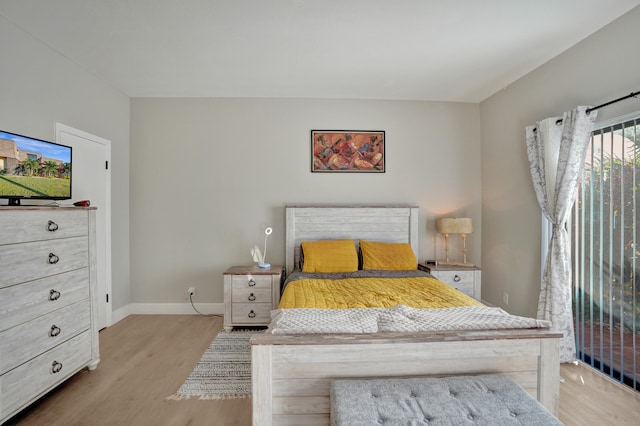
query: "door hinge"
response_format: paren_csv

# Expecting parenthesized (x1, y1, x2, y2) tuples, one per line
(106, 294, 109, 303)
(105, 160, 109, 170)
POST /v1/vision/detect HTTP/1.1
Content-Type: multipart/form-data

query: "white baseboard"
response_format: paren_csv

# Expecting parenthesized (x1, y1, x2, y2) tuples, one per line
(111, 304, 132, 325)
(109, 303, 225, 326)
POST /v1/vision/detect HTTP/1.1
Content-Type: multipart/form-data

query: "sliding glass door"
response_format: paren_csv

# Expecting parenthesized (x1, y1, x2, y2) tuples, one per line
(572, 115, 640, 390)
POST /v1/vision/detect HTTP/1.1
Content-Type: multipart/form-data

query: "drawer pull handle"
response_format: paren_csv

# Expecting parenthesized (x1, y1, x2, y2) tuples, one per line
(453, 275, 461, 283)
(48, 253, 60, 264)
(248, 293, 256, 301)
(51, 361, 63, 374)
(49, 289, 61, 301)
(248, 279, 256, 287)
(248, 310, 256, 318)
(47, 220, 59, 232)
(50, 325, 62, 337)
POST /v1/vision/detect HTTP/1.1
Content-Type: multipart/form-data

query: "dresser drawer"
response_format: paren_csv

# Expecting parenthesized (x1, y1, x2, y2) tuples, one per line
(231, 274, 273, 289)
(232, 287, 272, 303)
(0, 269, 89, 332)
(0, 236, 88, 288)
(0, 300, 91, 374)
(231, 303, 272, 324)
(0, 331, 92, 421)
(0, 210, 87, 245)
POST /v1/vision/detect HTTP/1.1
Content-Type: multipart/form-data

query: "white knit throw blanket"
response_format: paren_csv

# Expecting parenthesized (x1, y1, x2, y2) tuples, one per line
(267, 305, 551, 334)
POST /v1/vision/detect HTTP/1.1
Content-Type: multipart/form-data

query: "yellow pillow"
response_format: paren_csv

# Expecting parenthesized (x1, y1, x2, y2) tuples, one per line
(301, 239, 358, 273)
(360, 240, 417, 271)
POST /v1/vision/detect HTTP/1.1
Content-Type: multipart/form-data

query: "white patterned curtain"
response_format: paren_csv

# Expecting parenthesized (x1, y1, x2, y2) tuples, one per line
(525, 106, 597, 362)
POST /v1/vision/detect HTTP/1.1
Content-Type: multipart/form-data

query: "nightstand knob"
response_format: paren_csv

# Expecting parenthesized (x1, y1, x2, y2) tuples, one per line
(48, 253, 60, 264)
(49, 289, 61, 301)
(248, 310, 256, 318)
(453, 275, 461, 282)
(248, 293, 256, 301)
(47, 220, 59, 232)
(248, 279, 256, 287)
(51, 361, 63, 374)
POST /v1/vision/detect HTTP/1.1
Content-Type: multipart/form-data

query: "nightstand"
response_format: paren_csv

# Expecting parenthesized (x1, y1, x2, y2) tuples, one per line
(223, 265, 283, 331)
(418, 263, 481, 301)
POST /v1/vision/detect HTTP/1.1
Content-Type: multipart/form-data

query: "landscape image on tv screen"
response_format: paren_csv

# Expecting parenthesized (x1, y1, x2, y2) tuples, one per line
(0, 130, 72, 201)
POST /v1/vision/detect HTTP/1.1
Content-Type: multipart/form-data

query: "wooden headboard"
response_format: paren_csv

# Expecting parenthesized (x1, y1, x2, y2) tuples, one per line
(285, 205, 419, 275)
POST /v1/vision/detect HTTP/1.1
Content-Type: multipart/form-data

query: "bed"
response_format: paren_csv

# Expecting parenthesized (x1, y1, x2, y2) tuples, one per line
(251, 206, 560, 425)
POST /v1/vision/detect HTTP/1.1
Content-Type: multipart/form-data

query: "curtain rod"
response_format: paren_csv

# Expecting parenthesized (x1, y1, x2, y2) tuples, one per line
(530, 91, 639, 131)
(586, 90, 640, 114)
(544, 90, 640, 127)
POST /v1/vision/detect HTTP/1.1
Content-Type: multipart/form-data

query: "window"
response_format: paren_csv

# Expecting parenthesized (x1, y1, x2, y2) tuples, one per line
(572, 113, 640, 391)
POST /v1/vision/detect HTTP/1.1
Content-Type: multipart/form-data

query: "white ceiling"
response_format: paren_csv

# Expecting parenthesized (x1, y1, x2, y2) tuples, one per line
(1, 0, 639, 102)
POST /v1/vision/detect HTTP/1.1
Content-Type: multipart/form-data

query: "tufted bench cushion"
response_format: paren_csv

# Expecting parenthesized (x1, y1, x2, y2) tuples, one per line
(330, 374, 562, 425)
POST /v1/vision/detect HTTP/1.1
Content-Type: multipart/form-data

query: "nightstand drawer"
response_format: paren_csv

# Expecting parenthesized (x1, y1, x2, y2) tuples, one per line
(420, 265, 481, 300)
(431, 270, 474, 286)
(231, 303, 272, 323)
(450, 282, 474, 296)
(231, 275, 273, 289)
(232, 288, 272, 303)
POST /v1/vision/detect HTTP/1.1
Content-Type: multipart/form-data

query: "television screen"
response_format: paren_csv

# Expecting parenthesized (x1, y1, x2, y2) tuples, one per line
(0, 129, 72, 205)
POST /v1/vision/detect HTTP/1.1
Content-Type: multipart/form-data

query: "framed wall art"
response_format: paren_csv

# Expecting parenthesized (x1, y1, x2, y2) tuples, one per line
(311, 130, 385, 173)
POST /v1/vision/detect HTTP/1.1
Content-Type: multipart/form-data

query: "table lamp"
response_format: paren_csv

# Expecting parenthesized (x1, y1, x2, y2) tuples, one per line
(251, 227, 273, 268)
(436, 217, 473, 265)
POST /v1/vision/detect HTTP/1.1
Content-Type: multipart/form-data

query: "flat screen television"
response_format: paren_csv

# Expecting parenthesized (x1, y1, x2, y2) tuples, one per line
(0, 129, 72, 206)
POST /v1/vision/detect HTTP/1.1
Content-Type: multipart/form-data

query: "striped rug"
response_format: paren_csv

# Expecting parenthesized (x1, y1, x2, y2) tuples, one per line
(168, 331, 254, 400)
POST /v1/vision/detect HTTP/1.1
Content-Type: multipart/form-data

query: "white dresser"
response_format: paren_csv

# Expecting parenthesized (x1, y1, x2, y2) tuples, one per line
(0, 207, 99, 424)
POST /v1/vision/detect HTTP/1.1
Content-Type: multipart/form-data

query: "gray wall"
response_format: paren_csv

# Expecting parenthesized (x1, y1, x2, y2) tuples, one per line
(130, 98, 482, 303)
(0, 16, 132, 310)
(480, 6, 640, 317)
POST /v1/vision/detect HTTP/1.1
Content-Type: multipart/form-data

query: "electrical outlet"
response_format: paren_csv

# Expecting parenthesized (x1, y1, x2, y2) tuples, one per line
(502, 292, 509, 305)
(187, 287, 196, 296)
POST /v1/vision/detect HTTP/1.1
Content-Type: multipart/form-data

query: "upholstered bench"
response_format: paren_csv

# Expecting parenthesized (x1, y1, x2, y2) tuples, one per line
(330, 374, 562, 425)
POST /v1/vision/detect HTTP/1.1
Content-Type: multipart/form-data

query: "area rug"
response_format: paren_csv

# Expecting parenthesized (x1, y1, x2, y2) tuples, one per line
(167, 330, 255, 400)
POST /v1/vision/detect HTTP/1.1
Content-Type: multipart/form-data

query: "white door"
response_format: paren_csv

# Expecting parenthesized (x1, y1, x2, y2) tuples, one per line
(56, 123, 111, 330)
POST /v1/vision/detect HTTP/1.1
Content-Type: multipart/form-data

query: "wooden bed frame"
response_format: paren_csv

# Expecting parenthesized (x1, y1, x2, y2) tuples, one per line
(251, 206, 561, 425)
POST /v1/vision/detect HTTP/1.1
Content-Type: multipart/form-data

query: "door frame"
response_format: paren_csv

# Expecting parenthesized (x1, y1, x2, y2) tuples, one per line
(56, 123, 112, 328)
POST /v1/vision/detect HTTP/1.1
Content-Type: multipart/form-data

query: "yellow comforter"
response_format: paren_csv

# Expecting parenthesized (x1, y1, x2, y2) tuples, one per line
(278, 274, 482, 309)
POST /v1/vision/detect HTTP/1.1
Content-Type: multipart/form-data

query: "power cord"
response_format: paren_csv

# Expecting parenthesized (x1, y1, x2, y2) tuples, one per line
(189, 293, 222, 317)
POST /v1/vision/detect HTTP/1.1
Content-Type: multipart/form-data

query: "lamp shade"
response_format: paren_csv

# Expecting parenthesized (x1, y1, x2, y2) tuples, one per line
(436, 217, 473, 234)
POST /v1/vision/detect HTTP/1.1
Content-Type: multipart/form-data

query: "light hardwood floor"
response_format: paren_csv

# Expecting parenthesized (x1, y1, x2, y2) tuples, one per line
(6, 315, 640, 425)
